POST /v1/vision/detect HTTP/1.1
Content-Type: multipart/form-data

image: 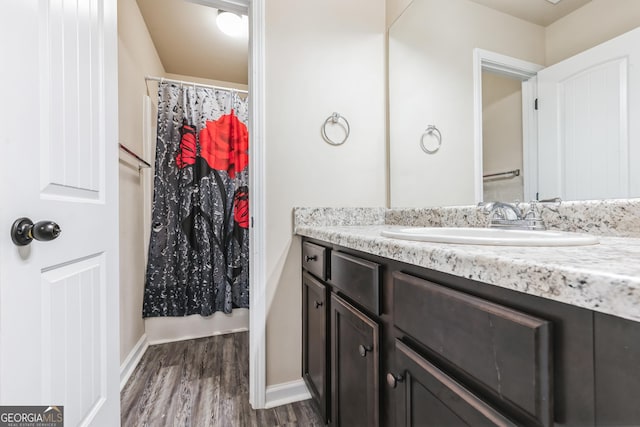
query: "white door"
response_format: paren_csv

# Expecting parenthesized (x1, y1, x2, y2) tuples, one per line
(537, 27, 640, 201)
(0, 1, 119, 426)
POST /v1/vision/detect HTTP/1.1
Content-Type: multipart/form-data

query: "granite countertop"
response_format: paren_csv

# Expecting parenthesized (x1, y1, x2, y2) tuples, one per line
(295, 223, 640, 323)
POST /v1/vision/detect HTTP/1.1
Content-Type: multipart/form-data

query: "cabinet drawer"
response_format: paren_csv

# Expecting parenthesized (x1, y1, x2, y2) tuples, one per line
(392, 339, 517, 427)
(330, 251, 381, 315)
(302, 241, 328, 280)
(393, 272, 552, 427)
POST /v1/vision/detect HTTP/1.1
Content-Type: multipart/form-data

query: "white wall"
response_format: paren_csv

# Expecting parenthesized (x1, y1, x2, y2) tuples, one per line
(388, 0, 544, 207)
(264, 0, 387, 386)
(482, 72, 524, 202)
(545, 0, 640, 65)
(118, 0, 164, 364)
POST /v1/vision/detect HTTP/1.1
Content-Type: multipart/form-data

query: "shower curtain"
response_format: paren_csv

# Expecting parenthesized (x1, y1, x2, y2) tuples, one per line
(143, 82, 249, 317)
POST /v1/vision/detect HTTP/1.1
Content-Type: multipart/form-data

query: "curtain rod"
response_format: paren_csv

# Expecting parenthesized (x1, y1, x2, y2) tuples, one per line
(145, 75, 248, 94)
(482, 168, 520, 180)
(119, 143, 151, 169)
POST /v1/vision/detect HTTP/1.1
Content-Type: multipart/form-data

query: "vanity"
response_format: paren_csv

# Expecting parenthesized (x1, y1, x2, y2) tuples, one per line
(296, 203, 640, 427)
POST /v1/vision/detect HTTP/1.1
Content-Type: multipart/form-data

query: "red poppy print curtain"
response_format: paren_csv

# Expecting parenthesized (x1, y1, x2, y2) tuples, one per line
(143, 83, 249, 317)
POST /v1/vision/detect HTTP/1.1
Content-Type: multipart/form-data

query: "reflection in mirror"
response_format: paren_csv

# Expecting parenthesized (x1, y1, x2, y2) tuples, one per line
(482, 71, 524, 202)
(388, 0, 640, 208)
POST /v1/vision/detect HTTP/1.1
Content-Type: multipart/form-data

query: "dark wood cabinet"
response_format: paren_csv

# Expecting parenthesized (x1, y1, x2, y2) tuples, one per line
(594, 312, 640, 426)
(392, 271, 553, 427)
(302, 271, 329, 422)
(302, 241, 381, 426)
(330, 293, 379, 427)
(301, 237, 640, 427)
(391, 339, 517, 427)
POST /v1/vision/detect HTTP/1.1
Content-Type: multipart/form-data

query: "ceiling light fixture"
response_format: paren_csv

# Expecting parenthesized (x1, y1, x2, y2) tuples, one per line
(216, 10, 248, 37)
(545, 0, 562, 4)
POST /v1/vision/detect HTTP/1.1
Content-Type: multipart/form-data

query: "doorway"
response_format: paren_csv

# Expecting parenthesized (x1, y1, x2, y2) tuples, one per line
(482, 71, 525, 202)
(121, 0, 268, 410)
(473, 48, 543, 204)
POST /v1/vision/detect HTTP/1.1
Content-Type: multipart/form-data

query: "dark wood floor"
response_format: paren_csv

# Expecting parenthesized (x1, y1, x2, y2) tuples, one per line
(121, 332, 324, 426)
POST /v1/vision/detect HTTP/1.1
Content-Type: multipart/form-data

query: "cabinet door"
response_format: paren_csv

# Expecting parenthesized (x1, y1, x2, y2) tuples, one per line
(594, 312, 640, 426)
(302, 272, 329, 423)
(393, 272, 552, 426)
(331, 294, 379, 427)
(390, 340, 518, 427)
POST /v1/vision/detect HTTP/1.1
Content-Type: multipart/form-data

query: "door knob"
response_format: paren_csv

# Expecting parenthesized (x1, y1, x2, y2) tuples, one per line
(358, 344, 373, 357)
(314, 300, 324, 309)
(386, 372, 404, 389)
(11, 217, 61, 246)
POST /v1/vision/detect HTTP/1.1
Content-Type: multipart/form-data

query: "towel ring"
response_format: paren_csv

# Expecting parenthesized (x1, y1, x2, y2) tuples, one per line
(420, 125, 442, 154)
(322, 112, 350, 146)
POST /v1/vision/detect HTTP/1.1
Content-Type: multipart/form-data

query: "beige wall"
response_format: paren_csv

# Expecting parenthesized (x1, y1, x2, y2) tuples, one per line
(546, 0, 640, 65)
(118, 0, 165, 364)
(388, 0, 544, 207)
(386, 0, 413, 28)
(482, 72, 524, 202)
(265, 0, 387, 386)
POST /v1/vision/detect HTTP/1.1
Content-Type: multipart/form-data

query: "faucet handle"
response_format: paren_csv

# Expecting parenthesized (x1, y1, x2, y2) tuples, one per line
(477, 201, 494, 215)
(524, 200, 541, 220)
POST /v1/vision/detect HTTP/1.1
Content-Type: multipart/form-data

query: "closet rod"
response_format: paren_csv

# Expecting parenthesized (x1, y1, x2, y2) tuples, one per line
(145, 75, 248, 94)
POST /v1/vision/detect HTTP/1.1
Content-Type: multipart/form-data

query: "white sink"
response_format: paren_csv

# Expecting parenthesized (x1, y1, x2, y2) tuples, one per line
(381, 227, 599, 247)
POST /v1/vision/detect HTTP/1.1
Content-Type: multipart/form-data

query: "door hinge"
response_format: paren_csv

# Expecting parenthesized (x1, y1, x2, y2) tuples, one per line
(251, 216, 254, 228)
(535, 98, 539, 110)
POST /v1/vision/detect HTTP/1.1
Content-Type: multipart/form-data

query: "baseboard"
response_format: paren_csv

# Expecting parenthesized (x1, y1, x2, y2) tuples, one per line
(264, 379, 311, 409)
(120, 334, 149, 391)
(144, 309, 249, 345)
(146, 326, 249, 346)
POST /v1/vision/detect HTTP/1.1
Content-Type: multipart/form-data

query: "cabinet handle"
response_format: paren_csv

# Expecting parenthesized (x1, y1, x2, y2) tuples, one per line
(314, 300, 324, 309)
(305, 255, 318, 262)
(358, 344, 373, 357)
(386, 372, 404, 389)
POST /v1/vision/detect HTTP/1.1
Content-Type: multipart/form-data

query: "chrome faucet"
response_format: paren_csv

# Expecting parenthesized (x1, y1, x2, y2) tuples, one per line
(478, 201, 548, 230)
(480, 201, 523, 220)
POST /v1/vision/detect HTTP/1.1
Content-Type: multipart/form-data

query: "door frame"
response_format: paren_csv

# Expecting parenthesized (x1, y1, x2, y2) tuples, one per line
(247, 0, 267, 410)
(472, 48, 543, 203)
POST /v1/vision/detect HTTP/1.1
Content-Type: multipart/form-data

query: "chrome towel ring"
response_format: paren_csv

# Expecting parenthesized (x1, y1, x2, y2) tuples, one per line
(322, 112, 350, 146)
(420, 125, 442, 154)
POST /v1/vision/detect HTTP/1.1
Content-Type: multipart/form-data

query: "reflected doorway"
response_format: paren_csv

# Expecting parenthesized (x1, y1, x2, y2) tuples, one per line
(482, 71, 524, 202)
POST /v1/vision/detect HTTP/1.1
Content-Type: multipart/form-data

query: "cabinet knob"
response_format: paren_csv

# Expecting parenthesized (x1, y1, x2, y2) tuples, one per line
(314, 300, 324, 309)
(305, 255, 318, 262)
(386, 372, 404, 389)
(358, 344, 373, 357)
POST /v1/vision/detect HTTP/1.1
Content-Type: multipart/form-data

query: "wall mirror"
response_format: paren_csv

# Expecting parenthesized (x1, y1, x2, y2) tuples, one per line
(388, 0, 640, 207)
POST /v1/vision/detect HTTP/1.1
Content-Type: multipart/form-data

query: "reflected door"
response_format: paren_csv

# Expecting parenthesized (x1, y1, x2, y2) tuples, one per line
(537, 27, 640, 201)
